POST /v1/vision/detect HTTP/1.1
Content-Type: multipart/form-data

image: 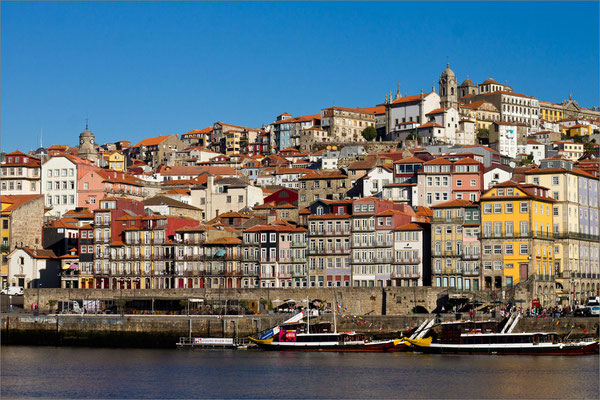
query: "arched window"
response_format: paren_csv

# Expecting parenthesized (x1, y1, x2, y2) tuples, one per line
(451, 87, 454, 96)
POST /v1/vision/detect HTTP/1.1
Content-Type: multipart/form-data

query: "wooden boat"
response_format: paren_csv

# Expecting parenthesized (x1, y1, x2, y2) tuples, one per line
(249, 299, 405, 352)
(249, 320, 405, 352)
(404, 314, 599, 356)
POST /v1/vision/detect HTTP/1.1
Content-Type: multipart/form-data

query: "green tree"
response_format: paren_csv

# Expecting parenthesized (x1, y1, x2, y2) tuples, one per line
(584, 141, 595, 153)
(361, 126, 377, 141)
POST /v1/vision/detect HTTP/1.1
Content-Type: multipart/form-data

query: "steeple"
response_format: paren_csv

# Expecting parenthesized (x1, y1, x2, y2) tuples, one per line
(78, 122, 98, 163)
(439, 63, 458, 109)
(395, 82, 401, 100)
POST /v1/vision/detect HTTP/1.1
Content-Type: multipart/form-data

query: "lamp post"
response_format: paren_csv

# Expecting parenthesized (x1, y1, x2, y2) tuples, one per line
(119, 279, 124, 317)
(37, 282, 42, 315)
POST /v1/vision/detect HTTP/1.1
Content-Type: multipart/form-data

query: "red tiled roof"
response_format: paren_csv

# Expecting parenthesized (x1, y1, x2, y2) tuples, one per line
(1, 194, 43, 214)
(133, 134, 175, 147)
(419, 122, 443, 128)
(390, 92, 433, 105)
(431, 199, 475, 208)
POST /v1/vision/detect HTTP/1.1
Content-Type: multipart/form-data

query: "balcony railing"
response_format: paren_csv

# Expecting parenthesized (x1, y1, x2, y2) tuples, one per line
(553, 232, 600, 241)
(392, 271, 420, 279)
(395, 257, 421, 264)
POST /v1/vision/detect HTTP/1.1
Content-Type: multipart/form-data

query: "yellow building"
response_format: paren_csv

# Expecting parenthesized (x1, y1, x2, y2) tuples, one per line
(225, 131, 242, 155)
(555, 141, 584, 161)
(103, 151, 126, 172)
(1, 200, 11, 288)
(480, 181, 555, 306)
(539, 101, 564, 122)
(563, 124, 593, 137)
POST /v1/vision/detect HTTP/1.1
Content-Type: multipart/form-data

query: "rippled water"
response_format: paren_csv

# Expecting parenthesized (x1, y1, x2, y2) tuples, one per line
(1, 346, 598, 399)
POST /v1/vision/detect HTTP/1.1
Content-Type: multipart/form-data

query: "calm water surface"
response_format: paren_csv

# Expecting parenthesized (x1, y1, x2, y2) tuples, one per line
(1, 346, 598, 399)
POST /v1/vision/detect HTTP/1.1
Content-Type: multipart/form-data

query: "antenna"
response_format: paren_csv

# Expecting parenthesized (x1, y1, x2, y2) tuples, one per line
(40, 128, 43, 148)
(85, 116, 89, 130)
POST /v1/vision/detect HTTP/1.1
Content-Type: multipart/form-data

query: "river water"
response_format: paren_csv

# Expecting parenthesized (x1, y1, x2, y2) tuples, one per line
(1, 346, 598, 399)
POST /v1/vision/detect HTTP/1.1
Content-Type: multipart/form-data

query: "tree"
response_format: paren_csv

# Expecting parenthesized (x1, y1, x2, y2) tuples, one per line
(361, 126, 377, 141)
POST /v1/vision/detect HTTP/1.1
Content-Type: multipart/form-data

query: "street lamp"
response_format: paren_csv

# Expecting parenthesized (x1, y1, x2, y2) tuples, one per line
(37, 282, 42, 315)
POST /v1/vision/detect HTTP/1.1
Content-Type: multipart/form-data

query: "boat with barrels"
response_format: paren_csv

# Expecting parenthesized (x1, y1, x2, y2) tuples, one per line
(404, 313, 599, 356)
(249, 300, 404, 352)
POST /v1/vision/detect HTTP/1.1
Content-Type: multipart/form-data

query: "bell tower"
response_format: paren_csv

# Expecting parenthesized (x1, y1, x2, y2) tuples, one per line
(77, 121, 98, 163)
(439, 62, 458, 109)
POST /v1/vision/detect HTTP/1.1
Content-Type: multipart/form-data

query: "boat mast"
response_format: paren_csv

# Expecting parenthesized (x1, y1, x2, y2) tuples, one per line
(306, 296, 310, 334)
(333, 290, 338, 334)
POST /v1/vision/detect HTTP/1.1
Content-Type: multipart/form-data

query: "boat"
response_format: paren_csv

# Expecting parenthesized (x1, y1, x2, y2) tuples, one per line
(404, 313, 599, 356)
(249, 299, 405, 352)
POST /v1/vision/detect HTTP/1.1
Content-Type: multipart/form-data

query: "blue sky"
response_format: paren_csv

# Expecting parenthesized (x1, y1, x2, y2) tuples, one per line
(1, 1, 598, 153)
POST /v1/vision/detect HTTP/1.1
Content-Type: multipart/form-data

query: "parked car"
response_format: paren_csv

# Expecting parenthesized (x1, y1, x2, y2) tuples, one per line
(587, 305, 600, 316)
(0, 286, 24, 296)
(573, 307, 591, 317)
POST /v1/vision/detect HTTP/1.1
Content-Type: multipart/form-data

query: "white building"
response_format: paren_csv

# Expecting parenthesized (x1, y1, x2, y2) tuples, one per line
(483, 164, 513, 190)
(362, 165, 393, 197)
(7, 247, 59, 289)
(393, 223, 426, 287)
(41, 156, 80, 218)
(425, 107, 460, 144)
(387, 91, 441, 134)
(525, 140, 546, 164)
(190, 176, 263, 221)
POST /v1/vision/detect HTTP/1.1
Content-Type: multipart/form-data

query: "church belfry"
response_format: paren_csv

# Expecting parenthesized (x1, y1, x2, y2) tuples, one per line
(439, 62, 458, 109)
(77, 121, 98, 163)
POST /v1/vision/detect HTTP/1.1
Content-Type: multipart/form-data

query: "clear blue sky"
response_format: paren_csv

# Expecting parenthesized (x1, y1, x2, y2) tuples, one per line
(1, 1, 598, 153)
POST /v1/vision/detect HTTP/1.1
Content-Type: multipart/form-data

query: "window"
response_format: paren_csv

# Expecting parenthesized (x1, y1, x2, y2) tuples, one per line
(493, 203, 501, 213)
(520, 202, 528, 213)
(505, 203, 513, 213)
(552, 176, 559, 185)
(238, 195, 244, 203)
(505, 221, 514, 236)
(226, 196, 232, 203)
(519, 243, 528, 254)
(483, 245, 492, 255)
(505, 244, 513, 255)
(483, 204, 492, 214)
(520, 221, 529, 236)
(84, 182, 89, 190)
(494, 222, 502, 237)
(456, 179, 462, 187)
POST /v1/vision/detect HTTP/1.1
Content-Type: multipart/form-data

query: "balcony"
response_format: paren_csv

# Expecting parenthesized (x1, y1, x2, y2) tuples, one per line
(291, 241, 307, 247)
(309, 228, 351, 237)
(553, 232, 600, 241)
(395, 257, 421, 264)
(431, 217, 464, 224)
(352, 257, 394, 264)
(1, 244, 10, 253)
(461, 254, 480, 260)
(392, 271, 420, 279)
(462, 267, 481, 276)
(433, 251, 459, 257)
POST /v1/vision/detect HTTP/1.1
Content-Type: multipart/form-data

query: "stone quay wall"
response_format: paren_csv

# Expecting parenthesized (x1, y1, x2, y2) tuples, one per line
(22, 286, 542, 316)
(24, 287, 464, 315)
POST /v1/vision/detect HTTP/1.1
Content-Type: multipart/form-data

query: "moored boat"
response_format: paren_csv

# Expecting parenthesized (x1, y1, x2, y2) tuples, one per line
(249, 299, 405, 352)
(249, 320, 405, 352)
(404, 314, 599, 356)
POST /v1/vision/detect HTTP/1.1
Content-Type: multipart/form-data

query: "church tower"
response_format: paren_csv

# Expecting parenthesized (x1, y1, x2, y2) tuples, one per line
(77, 122, 98, 163)
(439, 63, 458, 109)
